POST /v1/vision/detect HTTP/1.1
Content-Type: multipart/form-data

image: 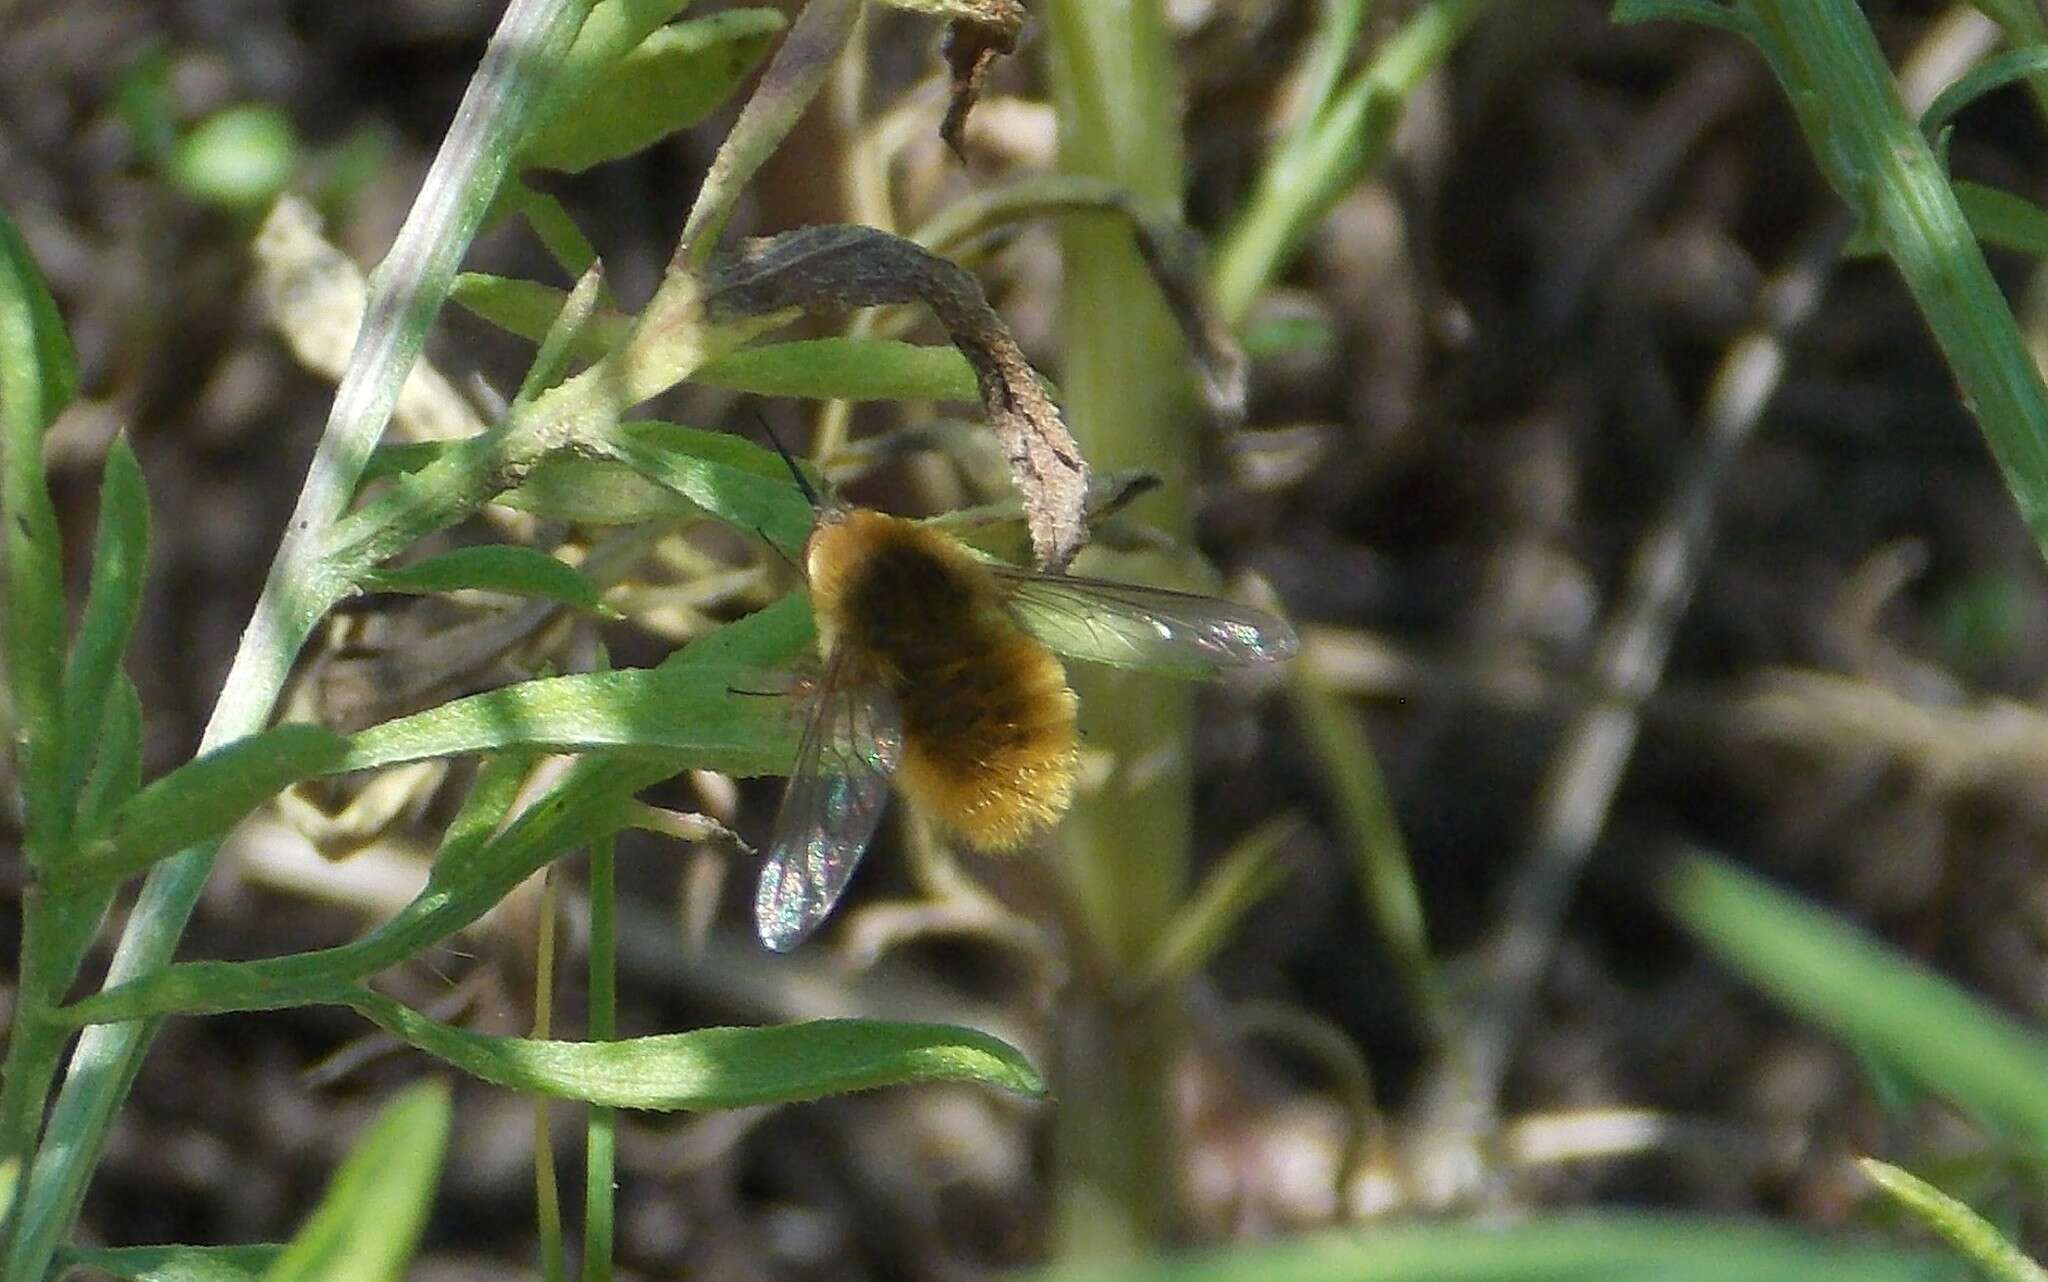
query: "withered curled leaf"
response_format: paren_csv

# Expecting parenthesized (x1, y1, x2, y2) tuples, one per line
(703, 224, 1089, 570)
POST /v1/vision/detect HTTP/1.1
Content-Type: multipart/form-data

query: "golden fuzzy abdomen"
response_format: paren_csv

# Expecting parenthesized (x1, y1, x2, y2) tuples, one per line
(893, 631, 1078, 851)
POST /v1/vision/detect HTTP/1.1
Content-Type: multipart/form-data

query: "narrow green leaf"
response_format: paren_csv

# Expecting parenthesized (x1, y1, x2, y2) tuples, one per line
(450, 271, 628, 360)
(76, 673, 145, 834)
(1611, 0, 1757, 35)
(516, 260, 606, 404)
(693, 337, 982, 402)
(1859, 1158, 2048, 1282)
(1138, 815, 1300, 990)
(0, 205, 79, 853)
(1920, 47, 2048, 144)
(57, 1243, 284, 1282)
(521, 10, 785, 174)
(338, 663, 802, 776)
(61, 603, 819, 1030)
(63, 756, 650, 1027)
(602, 420, 814, 551)
(66, 724, 353, 885)
(59, 436, 151, 810)
(499, 457, 703, 523)
(1952, 181, 2048, 261)
(432, 749, 543, 888)
(1022, 1213, 1941, 1282)
(263, 1081, 449, 1282)
(1668, 853, 2048, 1160)
(346, 992, 1045, 1109)
(360, 544, 612, 615)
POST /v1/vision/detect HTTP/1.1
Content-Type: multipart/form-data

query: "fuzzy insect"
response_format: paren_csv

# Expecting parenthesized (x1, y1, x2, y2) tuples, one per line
(755, 454, 1299, 952)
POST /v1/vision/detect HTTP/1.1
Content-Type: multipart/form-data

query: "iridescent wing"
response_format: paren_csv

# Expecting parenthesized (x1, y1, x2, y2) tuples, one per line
(755, 654, 903, 952)
(993, 567, 1300, 678)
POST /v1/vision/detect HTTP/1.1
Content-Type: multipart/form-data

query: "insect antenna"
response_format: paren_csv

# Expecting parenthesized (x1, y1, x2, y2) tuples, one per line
(754, 412, 825, 511)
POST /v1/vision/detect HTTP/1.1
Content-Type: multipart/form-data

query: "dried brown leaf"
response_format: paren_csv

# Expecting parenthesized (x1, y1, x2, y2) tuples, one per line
(703, 224, 1089, 569)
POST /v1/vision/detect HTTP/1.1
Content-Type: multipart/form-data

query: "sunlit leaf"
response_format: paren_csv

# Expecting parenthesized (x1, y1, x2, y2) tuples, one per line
(360, 544, 612, 614)
(58, 1243, 283, 1282)
(262, 1081, 449, 1282)
(348, 992, 1044, 1109)
(523, 8, 784, 173)
(67, 724, 352, 885)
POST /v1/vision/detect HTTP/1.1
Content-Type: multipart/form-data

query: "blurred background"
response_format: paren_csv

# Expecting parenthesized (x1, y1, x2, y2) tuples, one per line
(2, 0, 2045, 1276)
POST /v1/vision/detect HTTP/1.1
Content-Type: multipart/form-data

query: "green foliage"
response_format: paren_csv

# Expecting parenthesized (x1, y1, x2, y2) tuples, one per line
(261, 1082, 450, 1282)
(1667, 854, 2048, 1160)
(65, 724, 353, 885)
(168, 105, 299, 211)
(57, 1243, 283, 1282)
(1022, 1214, 1941, 1282)
(58, 439, 151, 816)
(1859, 1159, 2047, 1282)
(521, 9, 784, 173)
(359, 544, 615, 615)
(346, 997, 1046, 1110)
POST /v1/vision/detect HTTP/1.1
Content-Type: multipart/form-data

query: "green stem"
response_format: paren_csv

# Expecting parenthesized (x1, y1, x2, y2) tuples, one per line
(1041, 0, 1192, 1256)
(0, 4, 595, 1278)
(581, 832, 617, 1282)
(1212, 0, 1500, 328)
(1738, 0, 2048, 559)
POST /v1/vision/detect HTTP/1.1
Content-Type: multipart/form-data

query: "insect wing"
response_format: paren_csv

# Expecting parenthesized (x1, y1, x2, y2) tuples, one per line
(995, 567, 1299, 678)
(755, 657, 903, 952)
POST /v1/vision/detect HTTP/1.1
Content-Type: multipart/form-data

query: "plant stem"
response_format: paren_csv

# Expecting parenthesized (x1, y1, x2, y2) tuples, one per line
(0, 4, 595, 1277)
(581, 832, 617, 1282)
(1041, 0, 1193, 1256)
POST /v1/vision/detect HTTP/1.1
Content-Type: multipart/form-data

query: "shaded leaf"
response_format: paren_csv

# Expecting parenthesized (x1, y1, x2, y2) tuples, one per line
(1023, 1213, 1941, 1282)
(601, 419, 816, 551)
(263, 1081, 449, 1282)
(0, 205, 79, 849)
(450, 271, 628, 360)
(1919, 46, 2048, 144)
(695, 337, 982, 402)
(1668, 853, 2048, 1160)
(360, 544, 612, 614)
(347, 992, 1044, 1109)
(59, 436, 151, 811)
(58, 1243, 283, 1282)
(522, 10, 784, 173)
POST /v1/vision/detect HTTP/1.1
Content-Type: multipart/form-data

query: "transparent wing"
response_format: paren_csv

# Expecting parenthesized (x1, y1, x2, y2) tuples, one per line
(754, 654, 903, 952)
(994, 566, 1300, 678)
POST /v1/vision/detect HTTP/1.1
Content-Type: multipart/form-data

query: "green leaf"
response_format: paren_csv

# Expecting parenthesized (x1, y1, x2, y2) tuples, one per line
(77, 673, 145, 835)
(602, 420, 815, 551)
(59, 436, 151, 811)
(346, 993, 1044, 1109)
(1611, 0, 1758, 36)
(338, 662, 802, 777)
(169, 104, 298, 211)
(1021, 1213, 1942, 1282)
(522, 9, 785, 173)
(66, 724, 353, 885)
(360, 544, 613, 615)
(1667, 854, 2048, 1160)
(1953, 181, 2048, 260)
(1920, 46, 2048, 144)
(450, 271, 628, 360)
(262, 1081, 449, 1282)
(500, 457, 704, 523)
(58, 1243, 284, 1282)
(0, 204, 79, 853)
(1138, 815, 1300, 990)
(693, 337, 982, 402)
(1858, 1158, 2048, 1282)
